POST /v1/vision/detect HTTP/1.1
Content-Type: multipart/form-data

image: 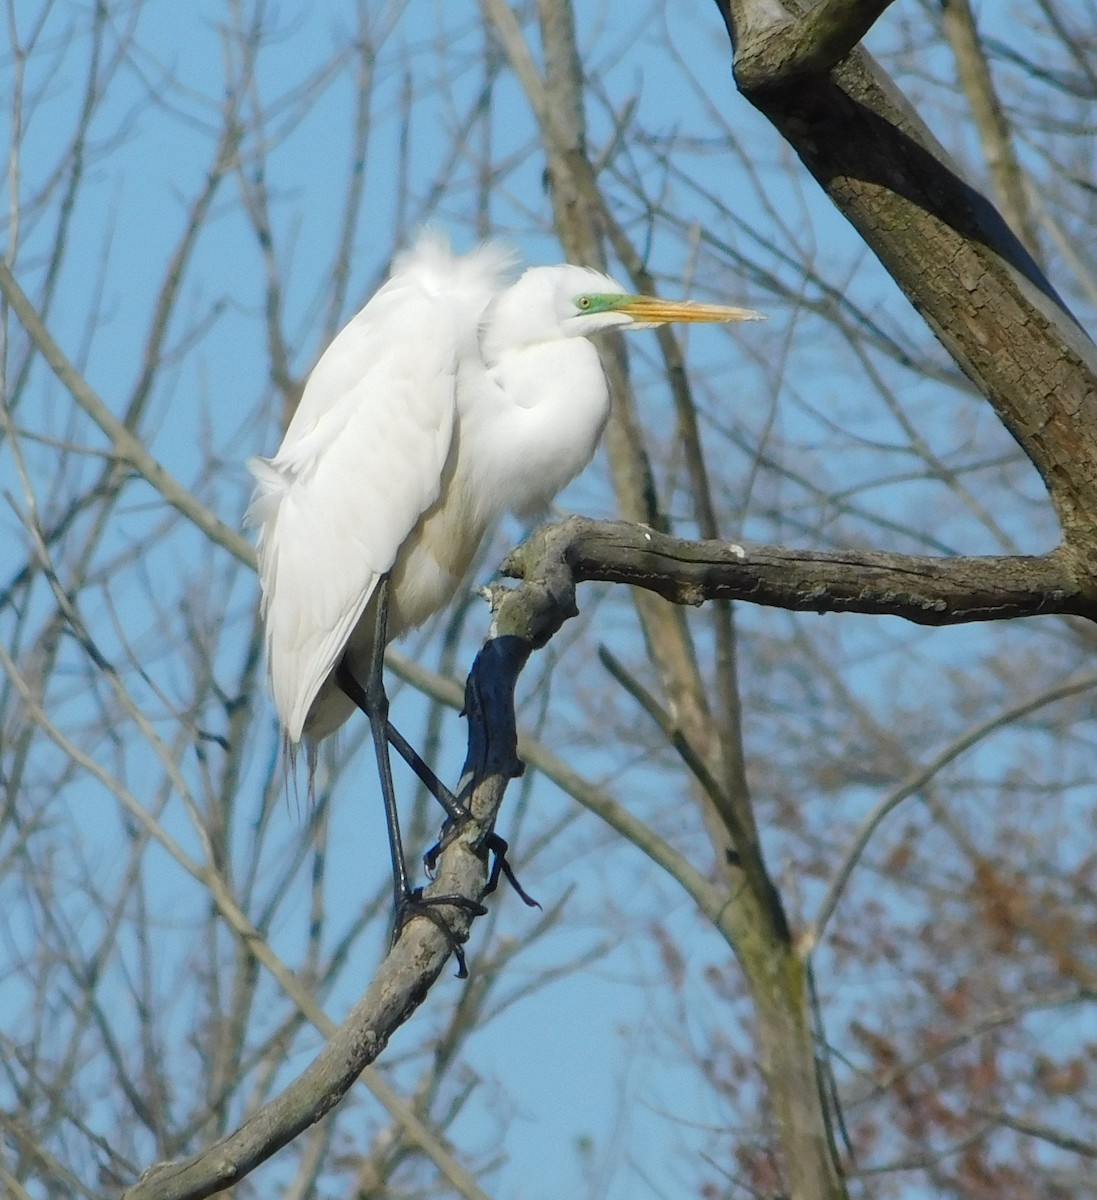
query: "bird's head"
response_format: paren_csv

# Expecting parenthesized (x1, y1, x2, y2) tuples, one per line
(481, 263, 762, 366)
(564, 287, 765, 335)
(482, 263, 761, 361)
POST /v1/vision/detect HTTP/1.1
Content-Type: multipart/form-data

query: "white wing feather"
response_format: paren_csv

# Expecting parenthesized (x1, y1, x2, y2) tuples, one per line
(247, 235, 513, 742)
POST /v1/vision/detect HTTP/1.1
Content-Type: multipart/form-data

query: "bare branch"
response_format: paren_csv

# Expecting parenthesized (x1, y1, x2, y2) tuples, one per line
(123, 870, 488, 1200)
(121, 538, 587, 1200)
(504, 516, 1095, 625)
(806, 672, 1097, 949)
(0, 256, 255, 567)
(940, 0, 1043, 260)
(974, 1106, 1097, 1159)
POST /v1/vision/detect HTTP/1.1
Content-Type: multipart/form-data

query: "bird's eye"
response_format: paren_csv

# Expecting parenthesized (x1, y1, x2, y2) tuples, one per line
(576, 295, 593, 310)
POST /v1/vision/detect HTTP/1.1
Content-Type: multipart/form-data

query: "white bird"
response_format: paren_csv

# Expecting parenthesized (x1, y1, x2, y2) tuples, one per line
(247, 231, 761, 921)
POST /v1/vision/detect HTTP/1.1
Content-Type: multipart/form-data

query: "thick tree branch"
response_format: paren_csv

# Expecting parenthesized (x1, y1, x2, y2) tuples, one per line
(731, 0, 899, 90)
(503, 516, 1095, 626)
(713, 0, 1097, 556)
(107, 501, 1097, 1200)
(122, 549, 583, 1200)
(123, 835, 493, 1200)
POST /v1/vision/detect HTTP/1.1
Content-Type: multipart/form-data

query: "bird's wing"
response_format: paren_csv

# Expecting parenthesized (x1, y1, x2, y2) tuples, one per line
(248, 240, 511, 742)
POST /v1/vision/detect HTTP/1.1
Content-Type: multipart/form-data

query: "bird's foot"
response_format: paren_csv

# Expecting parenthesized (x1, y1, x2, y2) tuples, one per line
(393, 889, 487, 979)
(424, 827, 540, 911)
(482, 833, 540, 908)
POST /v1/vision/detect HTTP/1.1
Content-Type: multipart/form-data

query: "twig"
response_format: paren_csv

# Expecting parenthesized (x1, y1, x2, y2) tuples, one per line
(0, 257, 254, 568)
(806, 672, 1097, 948)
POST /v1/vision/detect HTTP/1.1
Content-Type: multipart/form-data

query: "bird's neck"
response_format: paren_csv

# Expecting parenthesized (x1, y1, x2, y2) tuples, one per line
(459, 339, 610, 520)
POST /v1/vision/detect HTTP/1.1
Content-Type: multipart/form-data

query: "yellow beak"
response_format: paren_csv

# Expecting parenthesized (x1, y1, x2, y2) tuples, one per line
(612, 294, 764, 326)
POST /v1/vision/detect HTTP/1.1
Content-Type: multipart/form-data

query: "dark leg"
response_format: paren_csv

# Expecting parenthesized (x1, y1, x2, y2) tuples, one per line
(387, 723, 539, 909)
(382, 720, 537, 906)
(337, 576, 412, 914)
(382, 723, 537, 908)
(384, 720, 469, 823)
(336, 578, 484, 974)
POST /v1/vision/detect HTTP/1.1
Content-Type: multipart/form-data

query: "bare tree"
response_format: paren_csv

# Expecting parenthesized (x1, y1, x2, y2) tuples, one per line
(3, 2, 1097, 1199)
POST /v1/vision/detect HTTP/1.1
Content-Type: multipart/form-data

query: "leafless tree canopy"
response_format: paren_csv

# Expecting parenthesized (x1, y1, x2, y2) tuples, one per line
(3, 2, 1097, 1199)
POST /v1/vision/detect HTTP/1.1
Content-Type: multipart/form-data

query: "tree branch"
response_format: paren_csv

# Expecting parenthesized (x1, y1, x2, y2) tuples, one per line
(940, 0, 1042, 259)
(728, 0, 899, 91)
(503, 516, 1095, 625)
(123, 877, 482, 1200)
(122, 538, 585, 1200)
(712, 0, 1097, 555)
(123, 802, 497, 1200)
(805, 671, 1097, 951)
(0, 256, 255, 568)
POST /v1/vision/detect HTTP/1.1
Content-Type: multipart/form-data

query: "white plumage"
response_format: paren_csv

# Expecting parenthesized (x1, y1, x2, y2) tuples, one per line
(247, 232, 761, 754)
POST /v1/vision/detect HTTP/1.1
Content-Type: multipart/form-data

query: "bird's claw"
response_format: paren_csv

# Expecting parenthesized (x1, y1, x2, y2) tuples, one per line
(423, 828, 540, 911)
(482, 833, 540, 908)
(393, 889, 487, 978)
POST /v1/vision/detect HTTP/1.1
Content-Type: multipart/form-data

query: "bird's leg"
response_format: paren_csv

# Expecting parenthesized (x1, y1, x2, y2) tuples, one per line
(384, 726, 537, 907)
(341, 654, 535, 916)
(337, 610, 536, 914)
(335, 656, 466, 823)
(347, 577, 413, 912)
(337, 578, 484, 975)
(388, 724, 539, 908)
(383, 720, 469, 823)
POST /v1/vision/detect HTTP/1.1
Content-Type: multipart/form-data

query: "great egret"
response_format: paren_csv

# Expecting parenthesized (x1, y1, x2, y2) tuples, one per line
(247, 231, 761, 933)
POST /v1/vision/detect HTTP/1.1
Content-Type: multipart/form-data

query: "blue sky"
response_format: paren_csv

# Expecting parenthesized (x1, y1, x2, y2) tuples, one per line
(4, 2, 1095, 1198)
